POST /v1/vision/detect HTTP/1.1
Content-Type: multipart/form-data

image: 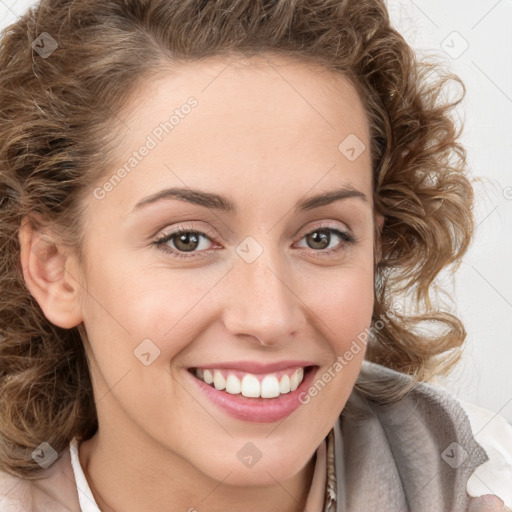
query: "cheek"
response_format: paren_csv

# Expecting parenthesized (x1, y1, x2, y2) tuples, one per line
(79, 250, 219, 374)
(297, 260, 375, 403)
(302, 258, 375, 339)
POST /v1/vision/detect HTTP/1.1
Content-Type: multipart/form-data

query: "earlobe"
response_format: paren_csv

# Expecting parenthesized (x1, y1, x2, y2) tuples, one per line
(18, 216, 83, 329)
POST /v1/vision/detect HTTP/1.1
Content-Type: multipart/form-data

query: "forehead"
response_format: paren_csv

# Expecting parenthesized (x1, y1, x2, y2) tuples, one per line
(94, 54, 373, 215)
(125, 53, 367, 120)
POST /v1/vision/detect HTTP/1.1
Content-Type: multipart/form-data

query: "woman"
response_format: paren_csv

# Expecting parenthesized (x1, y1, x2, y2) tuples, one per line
(0, 0, 511, 511)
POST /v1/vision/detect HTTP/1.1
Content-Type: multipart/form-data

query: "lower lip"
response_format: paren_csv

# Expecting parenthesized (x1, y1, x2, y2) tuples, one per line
(186, 366, 319, 423)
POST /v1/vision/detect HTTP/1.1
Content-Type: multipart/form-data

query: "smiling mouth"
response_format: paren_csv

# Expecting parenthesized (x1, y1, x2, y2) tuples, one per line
(187, 365, 316, 399)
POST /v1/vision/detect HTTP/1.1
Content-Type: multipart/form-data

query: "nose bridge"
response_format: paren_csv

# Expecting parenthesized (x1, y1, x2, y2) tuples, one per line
(222, 239, 304, 344)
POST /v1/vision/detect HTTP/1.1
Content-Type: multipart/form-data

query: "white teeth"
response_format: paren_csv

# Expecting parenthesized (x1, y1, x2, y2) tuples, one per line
(261, 375, 280, 398)
(241, 374, 260, 397)
(213, 370, 226, 390)
(194, 367, 307, 398)
(203, 369, 213, 385)
(279, 374, 291, 394)
(225, 374, 241, 394)
(290, 367, 303, 391)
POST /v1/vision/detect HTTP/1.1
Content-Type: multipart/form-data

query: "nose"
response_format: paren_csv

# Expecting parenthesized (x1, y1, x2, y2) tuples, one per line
(221, 246, 306, 347)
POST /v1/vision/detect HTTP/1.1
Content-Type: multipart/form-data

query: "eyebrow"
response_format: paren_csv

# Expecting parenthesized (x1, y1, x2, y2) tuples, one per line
(131, 185, 368, 215)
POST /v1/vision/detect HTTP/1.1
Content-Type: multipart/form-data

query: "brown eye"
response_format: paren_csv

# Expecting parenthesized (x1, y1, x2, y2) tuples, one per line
(172, 232, 202, 252)
(152, 224, 356, 260)
(153, 228, 216, 259)
(305, 230, 331, 250)
(296, 227, 356, 255)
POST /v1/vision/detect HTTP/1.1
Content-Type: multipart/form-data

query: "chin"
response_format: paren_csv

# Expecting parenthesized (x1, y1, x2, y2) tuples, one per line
(196, 451, 310, 487)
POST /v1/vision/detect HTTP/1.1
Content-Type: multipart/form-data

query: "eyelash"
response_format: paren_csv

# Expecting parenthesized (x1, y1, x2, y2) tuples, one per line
(152, 223, 357, 260)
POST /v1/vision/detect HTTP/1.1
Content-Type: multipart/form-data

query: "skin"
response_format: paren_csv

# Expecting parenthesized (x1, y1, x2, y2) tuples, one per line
(19, 54, 384, 512)
(467, 495, 508, 512)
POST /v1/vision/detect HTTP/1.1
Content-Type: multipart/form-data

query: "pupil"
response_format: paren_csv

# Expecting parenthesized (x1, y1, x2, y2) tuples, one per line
(309, 230, 329, 249)
(177, 232, 198, 252)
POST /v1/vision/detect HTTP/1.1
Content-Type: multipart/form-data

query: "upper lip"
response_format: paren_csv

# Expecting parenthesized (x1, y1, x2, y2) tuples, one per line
(189, 360, 316, 374)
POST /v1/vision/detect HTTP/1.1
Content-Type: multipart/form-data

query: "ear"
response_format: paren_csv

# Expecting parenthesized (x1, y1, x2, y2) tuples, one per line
(376, 212, 384, 231)
(18, 216, 84, 329)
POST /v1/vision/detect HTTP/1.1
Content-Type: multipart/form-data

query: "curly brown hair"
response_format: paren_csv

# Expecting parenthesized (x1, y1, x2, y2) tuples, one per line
(0, 0, 474, 479)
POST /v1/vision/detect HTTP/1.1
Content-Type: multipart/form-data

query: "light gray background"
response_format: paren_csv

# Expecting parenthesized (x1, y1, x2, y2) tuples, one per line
(1, 0, 511, 423)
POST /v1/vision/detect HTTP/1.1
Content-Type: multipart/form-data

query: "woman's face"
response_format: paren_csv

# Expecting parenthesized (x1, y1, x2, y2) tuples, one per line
(70, 55, 381, 486)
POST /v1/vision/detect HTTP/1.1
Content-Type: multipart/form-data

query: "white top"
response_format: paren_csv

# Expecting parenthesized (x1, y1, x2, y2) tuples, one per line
(69, 398, 512, 511)
(69, 438, 101, 512)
